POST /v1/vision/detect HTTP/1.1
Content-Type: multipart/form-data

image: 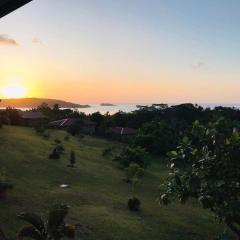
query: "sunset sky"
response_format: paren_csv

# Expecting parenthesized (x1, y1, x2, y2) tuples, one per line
(0, 0, 240, 103)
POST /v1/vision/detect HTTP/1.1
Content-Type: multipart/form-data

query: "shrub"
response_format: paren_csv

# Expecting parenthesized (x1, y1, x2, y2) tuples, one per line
(68, 151, 76, 168)
(160, 119, 240, 239)
(128, 197, 141, 211)
(125, 163, 144, 184)
(54, 138, 62, 144)
(67, 122, 81, 136)
(102, 148, 112, 157)
(113, 146, 149, 168)
(64, 135, 70, 141)
(56, 144, 65, 155)
(49, 148, 60, 159)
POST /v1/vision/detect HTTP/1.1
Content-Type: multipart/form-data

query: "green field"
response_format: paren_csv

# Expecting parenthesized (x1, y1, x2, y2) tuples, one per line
(0, 126, 224, 239)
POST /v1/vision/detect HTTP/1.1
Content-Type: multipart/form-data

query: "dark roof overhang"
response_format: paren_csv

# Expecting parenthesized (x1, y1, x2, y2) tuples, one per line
(0, 0, 32, 19)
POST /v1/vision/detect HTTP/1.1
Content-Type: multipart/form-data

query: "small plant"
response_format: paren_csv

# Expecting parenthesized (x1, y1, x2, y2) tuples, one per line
(64, 135, 70, 141)
(17, 204, 76, 240)
(49, 148, 60, 159)
(56, 144, 65, 155)
(128, 197, 141, 212)
(68, 151, 76, 168)
(124, 163, 143, 212)
(125, 163, 144, 184)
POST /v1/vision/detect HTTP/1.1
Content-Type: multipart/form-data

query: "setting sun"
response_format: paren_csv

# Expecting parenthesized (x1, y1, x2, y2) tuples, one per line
(0, 83, 27, 99)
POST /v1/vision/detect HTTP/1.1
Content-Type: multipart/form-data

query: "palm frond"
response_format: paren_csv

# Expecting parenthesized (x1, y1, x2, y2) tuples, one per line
(18, 225, 42, 240)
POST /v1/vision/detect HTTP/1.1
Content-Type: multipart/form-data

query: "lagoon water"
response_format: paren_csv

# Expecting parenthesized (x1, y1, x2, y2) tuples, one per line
(2, 103, 240, 115)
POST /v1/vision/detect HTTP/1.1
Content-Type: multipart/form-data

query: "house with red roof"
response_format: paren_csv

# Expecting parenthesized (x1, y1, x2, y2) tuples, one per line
(48, 118, 96, 135)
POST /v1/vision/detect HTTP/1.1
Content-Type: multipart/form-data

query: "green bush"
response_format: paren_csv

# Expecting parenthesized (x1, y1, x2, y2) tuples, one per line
(67, 122, 81, 136)
(160, 119, 240, 239)
(125, 163, 144, 183)
(128, 197, 141, 211)
(56, 144, 65, 155)
(64, 135, 70, 141)
(49, 148, 60, 159)
(113, 146, 149, 168)
(54, 138, 62, 144)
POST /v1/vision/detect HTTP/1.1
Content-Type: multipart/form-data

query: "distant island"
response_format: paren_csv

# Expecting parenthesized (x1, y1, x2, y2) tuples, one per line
(0, 98, 90, 108)
(100, 103, 116, 106)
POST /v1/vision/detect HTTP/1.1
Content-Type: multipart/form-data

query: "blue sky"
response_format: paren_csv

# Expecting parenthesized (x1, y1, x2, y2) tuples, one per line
(0, 0, 240, 103)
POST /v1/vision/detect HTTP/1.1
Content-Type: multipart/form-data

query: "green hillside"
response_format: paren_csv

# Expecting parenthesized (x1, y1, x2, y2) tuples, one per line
(0, 126, 223, 239)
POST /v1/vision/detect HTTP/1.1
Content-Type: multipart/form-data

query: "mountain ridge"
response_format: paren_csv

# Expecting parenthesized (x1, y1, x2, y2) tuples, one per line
(0, 97, 90, 108)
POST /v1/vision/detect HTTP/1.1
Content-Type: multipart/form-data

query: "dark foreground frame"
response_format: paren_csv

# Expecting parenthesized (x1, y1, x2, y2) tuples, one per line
(0, 0, 32, 19)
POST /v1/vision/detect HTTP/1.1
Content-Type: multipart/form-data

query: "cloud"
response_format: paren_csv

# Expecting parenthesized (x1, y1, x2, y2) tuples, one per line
(0, 35, 18, 46)
(32, 38, 44, 45)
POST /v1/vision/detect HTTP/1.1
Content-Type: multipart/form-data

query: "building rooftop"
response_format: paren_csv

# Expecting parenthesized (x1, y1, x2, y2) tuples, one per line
(20, 111, 46, 119)
(48, 118, 96, 128)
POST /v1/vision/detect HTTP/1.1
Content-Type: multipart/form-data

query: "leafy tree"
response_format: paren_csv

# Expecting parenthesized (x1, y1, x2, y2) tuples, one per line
(126, 164, 143, 212)
(125, 163, 144, 185)
(37, 103, 52, 118)
(90, 112, 104, 126)
(17, 204, 75, 240)
(2, 107, 22, 125)
(67, 122, 81, 136)
(134, 120, 180, 155)
(113, 146, 149, 168)
(160, 119, 240, 239)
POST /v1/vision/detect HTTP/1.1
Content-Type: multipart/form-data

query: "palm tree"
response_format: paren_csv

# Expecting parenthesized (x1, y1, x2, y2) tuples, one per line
(17, 204, 76, 240)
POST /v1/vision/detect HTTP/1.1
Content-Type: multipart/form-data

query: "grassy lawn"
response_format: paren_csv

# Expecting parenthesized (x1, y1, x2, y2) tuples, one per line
(0, 126, 224, 239)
